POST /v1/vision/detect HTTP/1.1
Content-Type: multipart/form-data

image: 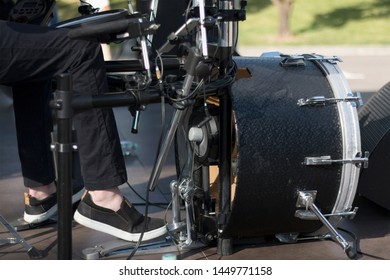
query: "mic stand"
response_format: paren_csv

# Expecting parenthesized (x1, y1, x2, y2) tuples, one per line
(51, 74, 161, 259)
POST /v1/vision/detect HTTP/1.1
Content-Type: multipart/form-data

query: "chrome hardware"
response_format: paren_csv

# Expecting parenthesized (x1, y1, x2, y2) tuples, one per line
(197, 0, 209, 58)
(169, 180, 186, 233)
(296, 190, 317, 210)
(295, 207, 359, 220)
(275, 233, 299, 244)
(158, 18, 199, 54)
(297, 92, 363, 107)
(50, 143, 78, 153)
(280, 54, 342, 67)
(280, 55, 305, 66)
(295, 191, 355, 258)
(303, 152, 369, 168)
(168, 177, 196, 248)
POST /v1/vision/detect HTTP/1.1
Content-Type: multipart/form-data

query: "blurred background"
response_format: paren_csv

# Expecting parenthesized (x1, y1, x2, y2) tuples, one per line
(55, 0, 390, 46)
(50, 0, 390, 101)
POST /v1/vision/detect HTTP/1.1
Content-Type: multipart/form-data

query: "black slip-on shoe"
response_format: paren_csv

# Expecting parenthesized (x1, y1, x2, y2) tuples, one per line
(73, 192, 167, 242)
(23, 185, 84, 224)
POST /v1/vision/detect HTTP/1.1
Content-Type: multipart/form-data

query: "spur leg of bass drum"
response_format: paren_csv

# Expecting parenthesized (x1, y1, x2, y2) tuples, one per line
(296, 191, 357, 259)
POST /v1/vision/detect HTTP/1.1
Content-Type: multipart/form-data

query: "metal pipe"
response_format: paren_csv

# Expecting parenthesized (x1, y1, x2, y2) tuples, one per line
(53, 74, 74, 260)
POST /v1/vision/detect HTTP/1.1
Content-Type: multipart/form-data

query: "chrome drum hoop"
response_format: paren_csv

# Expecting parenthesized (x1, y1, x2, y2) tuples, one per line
(323, 60, 361, 224)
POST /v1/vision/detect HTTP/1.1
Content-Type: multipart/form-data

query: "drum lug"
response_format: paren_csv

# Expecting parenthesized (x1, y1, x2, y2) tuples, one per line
(303, 151, 369, 168)
(295, 191, 356, 259)
(296, 190, 317, 209)
(280, 55, 306, 66)
(280, 54, 342, 67)
(297, 92, 363, 107)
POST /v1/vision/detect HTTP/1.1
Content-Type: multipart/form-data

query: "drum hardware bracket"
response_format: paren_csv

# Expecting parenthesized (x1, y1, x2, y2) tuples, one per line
(303, 151, 369, 168)
(306, 54, 342, 64)
(295, 191, 356, 259)
(280, 54, 342, 67)
(276, 232, 334, 244)
(295, 207, 359, 220)
(81, 237, 172, 259)
(158, 18, 199, 55)
(169, 178, 196, 248)
(50, 143, 78, 153)
(275, 232, 300, 244)
(280, 56, 305, 67)
(80, 236, 206, 259)
(297, 92, 363, 107)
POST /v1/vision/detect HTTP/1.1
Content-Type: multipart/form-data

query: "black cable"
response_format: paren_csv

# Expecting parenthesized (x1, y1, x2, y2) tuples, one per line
(166, 79, 205, 103)
(126, 183, 151, 260)
(126, 181, 169, 208)
(126, 86, 169, 260)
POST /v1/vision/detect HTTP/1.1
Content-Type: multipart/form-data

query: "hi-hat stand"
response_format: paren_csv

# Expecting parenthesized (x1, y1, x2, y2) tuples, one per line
(51, 74, 161, 259)
(50, 74, 74, 259)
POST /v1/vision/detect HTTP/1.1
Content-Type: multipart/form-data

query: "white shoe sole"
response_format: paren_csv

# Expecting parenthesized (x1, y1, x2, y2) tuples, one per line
(23, 188, 85, 224)
(74, 210, 167, 242)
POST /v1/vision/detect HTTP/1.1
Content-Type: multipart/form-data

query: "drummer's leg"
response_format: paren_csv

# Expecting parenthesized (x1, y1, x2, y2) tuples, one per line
(12, 80, 56, 192)
(1, 20, 166, 240)
(0, 20, 123, 190)
(0, 21, 97, 223)
(12, 80, 59, 223)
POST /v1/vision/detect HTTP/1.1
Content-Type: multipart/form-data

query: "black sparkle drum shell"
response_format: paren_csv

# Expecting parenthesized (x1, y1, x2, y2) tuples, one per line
(222, 56, 345, 238)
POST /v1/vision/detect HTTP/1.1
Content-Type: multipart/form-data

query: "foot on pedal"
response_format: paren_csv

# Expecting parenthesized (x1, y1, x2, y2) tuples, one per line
(23, 185, 84, 225)
(74, 192, 167, 242)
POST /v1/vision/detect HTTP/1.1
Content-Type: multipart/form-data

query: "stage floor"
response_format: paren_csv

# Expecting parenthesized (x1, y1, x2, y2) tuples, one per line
(1, 50, 390, 260)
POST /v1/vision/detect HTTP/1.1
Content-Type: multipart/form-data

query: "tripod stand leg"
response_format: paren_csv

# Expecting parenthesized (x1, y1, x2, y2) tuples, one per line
(0, 215, 43, 259)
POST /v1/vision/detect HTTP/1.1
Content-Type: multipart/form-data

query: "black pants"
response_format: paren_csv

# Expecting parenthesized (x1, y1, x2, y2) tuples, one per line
(0, 20, 127, 190)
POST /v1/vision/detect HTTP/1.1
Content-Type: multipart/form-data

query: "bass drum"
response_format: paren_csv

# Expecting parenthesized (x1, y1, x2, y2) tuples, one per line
(220, 55, 362, 238)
